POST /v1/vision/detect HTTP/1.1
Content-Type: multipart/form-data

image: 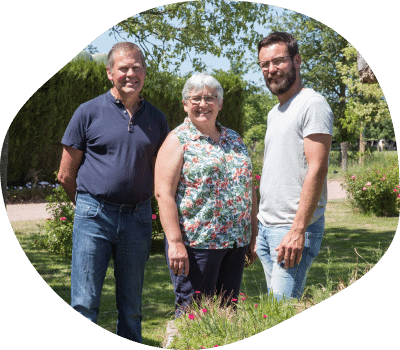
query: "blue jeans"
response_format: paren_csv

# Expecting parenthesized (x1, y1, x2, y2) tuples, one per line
(256, 215, 325, 301)
(70, 192, 152, 343)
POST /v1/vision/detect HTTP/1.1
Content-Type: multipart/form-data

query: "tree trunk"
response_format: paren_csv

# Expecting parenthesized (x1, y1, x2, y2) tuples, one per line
(341, 142, 349, 172)
(1, 131, 9, 206)
(359, 122, 365, 166)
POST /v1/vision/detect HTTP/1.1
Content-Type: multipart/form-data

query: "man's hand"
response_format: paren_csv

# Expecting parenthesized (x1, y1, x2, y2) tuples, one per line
(275, 229, 305, 269)
(168, 241, 190, 276)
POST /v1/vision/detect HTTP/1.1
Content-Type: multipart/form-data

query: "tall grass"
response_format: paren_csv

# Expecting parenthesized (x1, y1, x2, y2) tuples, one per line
(328, 150, 398, 179)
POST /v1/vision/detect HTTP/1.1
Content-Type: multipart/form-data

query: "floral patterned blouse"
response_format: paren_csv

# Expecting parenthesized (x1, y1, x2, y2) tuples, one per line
(172, 117, 253, 249)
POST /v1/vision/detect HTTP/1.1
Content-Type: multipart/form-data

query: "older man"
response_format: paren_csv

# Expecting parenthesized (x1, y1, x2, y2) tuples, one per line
(256, 32, 334, 301)
(58, 42, 169, 342)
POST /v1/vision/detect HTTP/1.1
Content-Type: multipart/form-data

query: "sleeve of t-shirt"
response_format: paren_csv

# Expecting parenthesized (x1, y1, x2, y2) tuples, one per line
(60, 105, 87, 151)
(302, 96, 334, 138)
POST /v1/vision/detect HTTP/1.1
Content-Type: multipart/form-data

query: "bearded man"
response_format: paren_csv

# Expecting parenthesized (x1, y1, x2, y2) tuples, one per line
(256, 32, 334, 300)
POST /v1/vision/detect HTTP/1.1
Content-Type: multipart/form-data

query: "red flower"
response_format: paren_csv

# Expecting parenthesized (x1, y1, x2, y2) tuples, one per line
(255, 175, 261, 181)
(152, 214, 157, 220)
(202, 308, 207, 313)
(60, 217, 67, 221)
(188, 314, 195, 320)
(232, 298, 238, 302)
(263, 315, 268, 319)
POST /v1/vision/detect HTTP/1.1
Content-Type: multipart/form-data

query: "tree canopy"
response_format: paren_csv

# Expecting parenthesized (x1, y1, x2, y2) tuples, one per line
(110, 0, 270, 73)
(337, 45, 391, 140)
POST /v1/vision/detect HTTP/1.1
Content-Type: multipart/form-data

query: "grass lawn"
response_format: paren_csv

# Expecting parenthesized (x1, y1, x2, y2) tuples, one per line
(11, 198, 398, 347)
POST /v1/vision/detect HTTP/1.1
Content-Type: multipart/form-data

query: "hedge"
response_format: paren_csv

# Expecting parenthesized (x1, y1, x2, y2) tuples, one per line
(7, 58, 245, 186)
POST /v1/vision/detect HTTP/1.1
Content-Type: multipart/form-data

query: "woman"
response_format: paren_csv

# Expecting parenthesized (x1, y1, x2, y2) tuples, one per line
(155, 73, 258, 317)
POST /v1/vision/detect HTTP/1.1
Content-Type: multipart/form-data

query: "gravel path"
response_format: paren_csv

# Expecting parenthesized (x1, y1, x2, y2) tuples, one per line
(5, 180, 347, 223)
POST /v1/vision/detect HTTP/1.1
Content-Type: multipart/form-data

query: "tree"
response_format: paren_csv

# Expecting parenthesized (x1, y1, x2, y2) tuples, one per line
(85, 44, 99, 54)
(111, 0, 270, 72)
(1, 131, 8, 205)
(337, 45, 391, 164)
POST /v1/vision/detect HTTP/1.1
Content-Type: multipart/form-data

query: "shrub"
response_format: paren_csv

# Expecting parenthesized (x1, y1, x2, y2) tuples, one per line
(151, 196, 164, 241)
(35, 177, 163, 257)
(35, 181, 74, 258)
(343, 160, 400, 216)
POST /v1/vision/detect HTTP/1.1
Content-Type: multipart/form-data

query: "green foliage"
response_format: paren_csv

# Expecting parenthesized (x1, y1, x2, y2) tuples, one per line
(151, 196, 163, 241)
(114, 0, 270, 72)
(171, 292, 296, 349)
(337, 45, 391, 140)
(343, 160, 400, 216)
(35, 180, 75, 258)
(8, 59, 112, 185)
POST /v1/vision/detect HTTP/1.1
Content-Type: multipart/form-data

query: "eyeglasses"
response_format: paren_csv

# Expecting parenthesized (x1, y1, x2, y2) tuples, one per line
(258, 56, 291, 71)
(187, 95, 218, 105)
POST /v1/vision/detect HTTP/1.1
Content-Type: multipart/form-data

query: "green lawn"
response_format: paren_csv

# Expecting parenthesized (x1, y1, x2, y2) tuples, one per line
(11, 198, 398, 347)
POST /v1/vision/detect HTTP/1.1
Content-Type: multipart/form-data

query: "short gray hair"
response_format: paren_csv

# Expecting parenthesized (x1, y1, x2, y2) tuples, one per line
(182, 73, 223, 103)
(107, 42, 146, 72)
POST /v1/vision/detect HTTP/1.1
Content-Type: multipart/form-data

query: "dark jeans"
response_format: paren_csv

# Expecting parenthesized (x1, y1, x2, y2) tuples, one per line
(165, 237, 248, 317)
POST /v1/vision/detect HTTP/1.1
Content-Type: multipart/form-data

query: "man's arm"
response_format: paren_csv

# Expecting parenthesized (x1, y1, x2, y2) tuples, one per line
(57, 146, 83, 205)
(275, 133, 332, 268)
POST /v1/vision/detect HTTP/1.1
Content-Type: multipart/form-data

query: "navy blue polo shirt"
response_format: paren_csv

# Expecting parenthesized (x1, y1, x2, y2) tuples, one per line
(61, 90, 169, 205)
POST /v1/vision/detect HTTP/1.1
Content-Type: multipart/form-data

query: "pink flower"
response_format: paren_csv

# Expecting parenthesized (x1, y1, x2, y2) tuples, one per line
(255, 186, 259, 190)
(255, 304, 258, 307)
(397, 194, 400, 198)
(152, 214, 157, 220)
(255, 175, 261, 181)
(397, 185, 400, 189)
(60, 217, 67, 221)
(195, 291, 201, 294)
(362, 187, 367, 191)
(241, 297, 246, 301)
(188, 314, 195, 320)
(214, 346, 219, 347)
(351, 175, 355, 180)
(263, 315, 268, 319)
(366, 182, 372, 186)
(202, 308, 207, 313)
(240, 293, 245, 296)
(381, 177, 386, 181)
(394, 189, 397, 193)
(232, 298, 238, 302)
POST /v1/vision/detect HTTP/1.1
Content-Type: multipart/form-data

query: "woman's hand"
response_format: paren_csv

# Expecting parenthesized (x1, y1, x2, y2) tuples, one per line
(168, 241, 190, 276)
(245, 240, 257, 268)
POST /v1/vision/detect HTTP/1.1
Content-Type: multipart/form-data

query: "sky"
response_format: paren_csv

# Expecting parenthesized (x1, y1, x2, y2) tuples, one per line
(85, 5, 286, 90)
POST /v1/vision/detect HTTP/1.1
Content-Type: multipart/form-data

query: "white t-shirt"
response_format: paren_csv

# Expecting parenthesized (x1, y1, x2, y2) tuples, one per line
(257, 88, 334, 227)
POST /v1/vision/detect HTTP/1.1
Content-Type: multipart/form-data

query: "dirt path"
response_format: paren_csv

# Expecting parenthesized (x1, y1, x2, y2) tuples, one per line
(5, 180, 347, 223)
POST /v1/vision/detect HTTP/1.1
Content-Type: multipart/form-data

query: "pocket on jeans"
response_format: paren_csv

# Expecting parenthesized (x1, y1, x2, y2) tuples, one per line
(74, 197, 100, 219)
(136, 203, 152, 224)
